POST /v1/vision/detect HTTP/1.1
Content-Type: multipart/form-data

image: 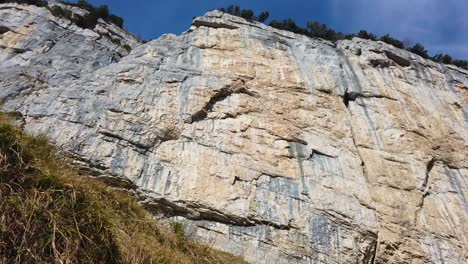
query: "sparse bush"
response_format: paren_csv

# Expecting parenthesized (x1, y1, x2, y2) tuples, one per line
(0, 0, 47, 7)
(269, 18, 307, 35)
(123, 44, 132, 52)
(109, 14, 124, 28)
(345, 33, 356, 40)
(258, 11, 269, 23)
(219, 5, 269, 23)
(408, 43, 429, 58)
(380, 34, 404, 49)
(357, 30, 377, 41)
(73, 13, 99, 29)
(170, 221, 186, 238)
(61, 0, 125, 29)
(268, 19, 282, 30)
(453, 59, 468, 70)
(433, 53, 453, 64)
(432, 55, 468, 70)
(307, 21, 328, 38)
(72, 0, 93, 11)
(49, 5, 73, 21)
(240, 9, 254, 20)
(94, 4, 110, 19)
(234, 5, 240, 16)
(307, 21, 340, 41)
(441, 54, 453, 64)
(226, 5, 233, 14)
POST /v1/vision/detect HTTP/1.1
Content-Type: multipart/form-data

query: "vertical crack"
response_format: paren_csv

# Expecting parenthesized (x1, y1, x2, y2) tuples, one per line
(343, 90, 351, 108)
(345, 103, 371, 184)
(361, 232, 379, 264)
(424, 158, 436, 189)
(369, 236, 379, 264)
(341, 80, 380, 262)
(415, 157, 436, 225)
(422, 157, 435, 195)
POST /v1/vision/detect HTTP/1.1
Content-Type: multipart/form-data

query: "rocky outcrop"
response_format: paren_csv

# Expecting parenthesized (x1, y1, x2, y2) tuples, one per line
(0, 2, 141, 102)
(1, 5, 467, 264)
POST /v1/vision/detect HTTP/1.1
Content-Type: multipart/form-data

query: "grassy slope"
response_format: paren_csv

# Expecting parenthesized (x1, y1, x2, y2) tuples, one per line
(0, 112, 246, 264)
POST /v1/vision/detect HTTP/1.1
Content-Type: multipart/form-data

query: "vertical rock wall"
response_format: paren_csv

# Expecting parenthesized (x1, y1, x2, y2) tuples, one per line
(1, 6, 466, 263)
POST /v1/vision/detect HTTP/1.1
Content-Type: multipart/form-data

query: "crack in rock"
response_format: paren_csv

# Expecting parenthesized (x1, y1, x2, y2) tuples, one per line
(142, 197, 296, 231)
(415, 157, 437, 226)
(98, 130, 158, 152)
(187, 79, 259, 123)
(0, 25, 11, 34)
(342, 90, 397, 108)
(384, 50, 411, 67)
(192, 19, 239, 30)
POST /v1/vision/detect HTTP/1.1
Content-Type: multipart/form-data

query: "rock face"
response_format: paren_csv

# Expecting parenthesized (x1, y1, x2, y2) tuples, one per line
(0, 2, 141, 101)
(1, 5, 467, 263)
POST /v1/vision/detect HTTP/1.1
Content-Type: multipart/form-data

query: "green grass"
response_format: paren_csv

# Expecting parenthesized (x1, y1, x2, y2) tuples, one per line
(0, 112, 246, 264)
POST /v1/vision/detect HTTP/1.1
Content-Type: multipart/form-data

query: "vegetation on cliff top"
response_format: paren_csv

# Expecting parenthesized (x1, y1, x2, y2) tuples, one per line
(1, 0, 125, 29)
(217, 5, 468, 70)
(218, 5, 269, 23)
(0, 112, 245, 264)
(61, 0, 124, 28)
(0, 0, 47, 7)
(2, 1, 466, 69)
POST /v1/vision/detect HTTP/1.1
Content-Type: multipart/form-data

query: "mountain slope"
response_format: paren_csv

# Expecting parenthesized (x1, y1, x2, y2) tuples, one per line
(0, 3, 467, 264)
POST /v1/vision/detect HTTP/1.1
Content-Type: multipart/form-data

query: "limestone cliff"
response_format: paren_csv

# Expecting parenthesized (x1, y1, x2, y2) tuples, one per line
(0, 2, 141, 101)
(1, 4, 467, 264)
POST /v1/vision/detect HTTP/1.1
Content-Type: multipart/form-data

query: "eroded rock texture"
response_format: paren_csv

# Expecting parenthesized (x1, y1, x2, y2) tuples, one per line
(1, 6, 467, 263)
(0, 2, 141, 101)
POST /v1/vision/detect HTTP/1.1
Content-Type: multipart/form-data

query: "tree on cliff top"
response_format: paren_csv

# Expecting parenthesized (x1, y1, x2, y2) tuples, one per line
(0, 0, 46, 6)
(357, 30, 377, 41)
(380, 34, 404, 49)
(409, 43, 429, 58)
(258, 11, 270, 23)
(219, 5, 269, 23)
(61, 0, 125, 28)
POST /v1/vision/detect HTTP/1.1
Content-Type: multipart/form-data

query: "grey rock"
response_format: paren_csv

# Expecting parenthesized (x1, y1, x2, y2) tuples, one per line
(1, 7, 467, 264)
(0, 2, 141, 103)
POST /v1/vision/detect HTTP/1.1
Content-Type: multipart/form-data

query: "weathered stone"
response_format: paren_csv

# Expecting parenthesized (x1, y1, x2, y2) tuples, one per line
(0, 2, 141, 102)
(1, 5, 467, 264)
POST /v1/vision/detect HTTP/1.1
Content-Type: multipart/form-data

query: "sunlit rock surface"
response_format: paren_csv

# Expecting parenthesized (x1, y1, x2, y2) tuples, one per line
(0, 2, 141, 101)
(1, 6, 467, 263)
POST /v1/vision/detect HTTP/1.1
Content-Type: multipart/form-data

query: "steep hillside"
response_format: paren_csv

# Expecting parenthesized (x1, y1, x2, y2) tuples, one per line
(1, 3, 467, 264)
(0, 111, 246, 263)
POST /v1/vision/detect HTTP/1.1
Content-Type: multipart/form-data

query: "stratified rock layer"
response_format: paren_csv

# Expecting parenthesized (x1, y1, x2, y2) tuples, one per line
(1, 6, 467, 263)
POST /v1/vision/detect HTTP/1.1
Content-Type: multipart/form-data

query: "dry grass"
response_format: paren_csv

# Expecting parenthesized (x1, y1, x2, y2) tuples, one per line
(0, 112, 246, 264)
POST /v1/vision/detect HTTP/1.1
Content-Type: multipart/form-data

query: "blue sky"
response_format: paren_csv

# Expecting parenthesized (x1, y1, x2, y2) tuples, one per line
(83, 0, 467, 59)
